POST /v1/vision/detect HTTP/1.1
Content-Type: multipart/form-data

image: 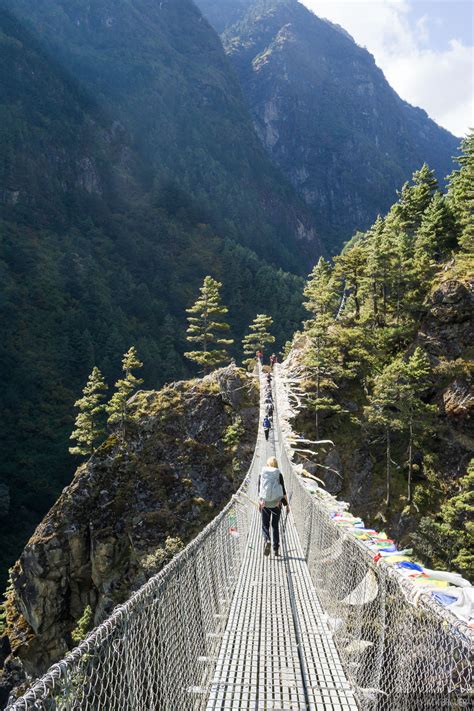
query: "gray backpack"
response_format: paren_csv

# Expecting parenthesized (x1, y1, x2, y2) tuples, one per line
(259, 467, 283, 504)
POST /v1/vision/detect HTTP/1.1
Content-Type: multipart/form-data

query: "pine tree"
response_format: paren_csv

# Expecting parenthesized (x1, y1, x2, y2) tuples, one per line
(399, 348, 437, 502)
(184, 276, 233, 373)
(413, 193, 457, 293)
(242, 314, 275, 367)
(396, 163, 438, 233)
(365, 357, 405, 506)
(360, 216, 389, 324)
(106, 347, 144, 437)
(447, 131, 474, 253)
(69, 367, 107, 457)
(303, 257, 336, 319)
(382, 209, 414, 324)
(333, 324, 377, 386)
(306, 314, 342, 439)
(414, 461, 474, 575)
(333, 244, 367, 321)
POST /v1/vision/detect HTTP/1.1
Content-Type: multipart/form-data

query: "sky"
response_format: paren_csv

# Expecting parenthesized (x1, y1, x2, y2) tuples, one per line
(301, 0, 474, 137)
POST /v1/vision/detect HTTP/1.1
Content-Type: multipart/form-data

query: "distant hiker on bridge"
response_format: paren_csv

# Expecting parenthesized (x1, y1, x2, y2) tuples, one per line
(256, 350, 263, 364)
(258, 456, 288, 557)
(263, 415, 271, 441)
(270, 353, 277, 369)
(266, 402, 274, 419)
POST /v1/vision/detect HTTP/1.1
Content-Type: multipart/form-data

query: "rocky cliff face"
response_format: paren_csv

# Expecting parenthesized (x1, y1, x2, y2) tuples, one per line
(0, 366, 258, 702)
(196, 0, 460, 249)
(6, 0, 323, 267)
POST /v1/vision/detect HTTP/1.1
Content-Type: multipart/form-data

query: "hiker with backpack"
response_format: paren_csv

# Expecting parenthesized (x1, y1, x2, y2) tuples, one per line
(258, 456, 288, 557)
(263, 415, 271, 441)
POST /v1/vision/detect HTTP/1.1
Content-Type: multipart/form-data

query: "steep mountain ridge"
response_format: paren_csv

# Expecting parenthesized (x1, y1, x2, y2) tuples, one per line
(5, 0, 322, 267)
(196, 0, 460, 248)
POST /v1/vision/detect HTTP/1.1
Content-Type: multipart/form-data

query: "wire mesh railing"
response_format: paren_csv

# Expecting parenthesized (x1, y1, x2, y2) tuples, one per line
(273, 364, 473, 711)
(6, 389, 262, 711)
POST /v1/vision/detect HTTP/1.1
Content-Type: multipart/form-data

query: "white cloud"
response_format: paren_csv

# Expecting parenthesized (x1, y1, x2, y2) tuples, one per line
(301, 0, 474, 136)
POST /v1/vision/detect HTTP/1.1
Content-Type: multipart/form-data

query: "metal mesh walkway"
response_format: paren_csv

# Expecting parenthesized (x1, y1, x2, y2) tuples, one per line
(6, 367, 472, 711)
(207, 424, 357, 710)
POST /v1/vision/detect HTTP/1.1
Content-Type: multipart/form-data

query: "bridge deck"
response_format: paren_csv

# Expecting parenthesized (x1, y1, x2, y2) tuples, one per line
(206, 430, 358, 711)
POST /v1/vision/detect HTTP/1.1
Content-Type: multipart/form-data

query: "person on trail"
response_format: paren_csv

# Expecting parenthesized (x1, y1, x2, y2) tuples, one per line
(266, 402, 274, 419)
(263, 415, 271, 441)
(270, 354, 277, 369)
(256, 350, 263, 364)
(258, 456, 288, 557)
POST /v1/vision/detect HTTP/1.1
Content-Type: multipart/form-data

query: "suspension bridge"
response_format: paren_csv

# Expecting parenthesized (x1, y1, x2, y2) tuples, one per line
(7, 367, 472, 710)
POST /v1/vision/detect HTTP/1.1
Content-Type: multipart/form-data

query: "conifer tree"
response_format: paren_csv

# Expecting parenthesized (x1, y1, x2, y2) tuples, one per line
(396, 163, 438, 233)
(242, 314, 275, 367)
(333, 324, 376, 386)
(333, 244, 367, 321)
(69, 367, 107, 457)
(303, 257, 336, 318)
(360, 216, 394, 323)
(414, 460, 474, 575)
(365, 357, 405, 506)
(184, 276, 233, 373)
(107, 347, 144, 436)
(413, 193, 456, 291)
(447, 132, 474, 253)
(382, 209, 414, 324)
(398, 348, 437, 502)
(306, 314, 342, 439)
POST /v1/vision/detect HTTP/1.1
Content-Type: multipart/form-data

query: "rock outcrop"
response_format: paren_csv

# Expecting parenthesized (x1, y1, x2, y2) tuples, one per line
(0, 366, 258, 698)
(196, 0, 459, 248)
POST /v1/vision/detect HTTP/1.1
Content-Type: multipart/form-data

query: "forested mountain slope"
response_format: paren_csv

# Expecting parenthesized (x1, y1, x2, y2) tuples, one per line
(5, 0, 322, 268)
(0, 5, 308, 587)
(196, 0, 460, 249)
(285, 136, 473, 577)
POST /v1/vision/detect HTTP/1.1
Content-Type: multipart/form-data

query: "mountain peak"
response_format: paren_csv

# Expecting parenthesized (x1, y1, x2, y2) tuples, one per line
(196, 0, 459, 247)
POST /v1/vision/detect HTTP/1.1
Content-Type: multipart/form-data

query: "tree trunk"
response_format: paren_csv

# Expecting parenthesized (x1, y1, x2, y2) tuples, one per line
(203, 315, 209, 375)
(372, 277, 378, 321)
(396, 263, 402, 325)
(315, 367, 320, 440)
(354, 283, 360, 320)
(386, 427, 391, 507)
(407, 416, 413, 504)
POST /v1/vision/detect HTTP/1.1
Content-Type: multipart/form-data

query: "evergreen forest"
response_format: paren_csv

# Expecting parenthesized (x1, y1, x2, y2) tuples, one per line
(296, 138, 473, 577)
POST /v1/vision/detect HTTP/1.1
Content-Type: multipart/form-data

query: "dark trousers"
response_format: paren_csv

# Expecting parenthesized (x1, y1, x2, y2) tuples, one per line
(261, 506, 281, 550)
(264, 428, 270, 441)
